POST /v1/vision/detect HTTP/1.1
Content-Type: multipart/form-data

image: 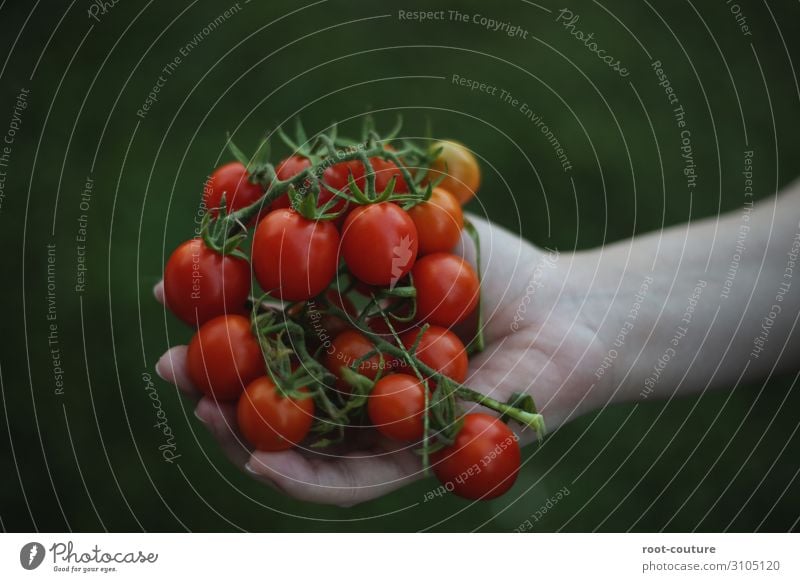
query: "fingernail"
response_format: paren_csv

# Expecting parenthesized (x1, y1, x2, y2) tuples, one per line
(194, 409, 209, 424)
(153, 281, 164, 302)
(245, 462, 281, 492)
(154, 360, 166, 381)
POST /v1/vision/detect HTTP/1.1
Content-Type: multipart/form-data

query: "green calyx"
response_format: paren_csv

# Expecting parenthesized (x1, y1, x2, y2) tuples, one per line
(243, 276, 545, 455)
(199, 202, 248, 259)
(310, 299, 546, 470)
(213, 116, 543, 458)
(207, 116, 437, 230)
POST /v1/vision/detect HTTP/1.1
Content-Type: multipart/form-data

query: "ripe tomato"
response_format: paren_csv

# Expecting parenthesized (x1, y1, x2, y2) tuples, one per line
(322, 159, 361, 197)
(274, 157, 405, 213)
(324, 329, 388, 391)
(273, 157, 350, 215)
(413, 252, 479, 327)
(237, 376, 314, 451)
(431, 413, 520, 500)
(163, 239, 250, 326)
(429, 140, 481, 205)
(251, 209, 340, 301)
(317, 161, 354, 215)
(271, 156, 312, 211)
(204, 161, 265, 215)
(276, 155, 311, 180)
(367, 374, 426, 441)
(321, 160, 355, 190)
(186, 314, 264, 401)
(407, 187, 463, 255)
(320, 156, 407, 208)
(341, 202, 418, 286)
(370, 157, 409, 193)
(397, 325, 468, 383)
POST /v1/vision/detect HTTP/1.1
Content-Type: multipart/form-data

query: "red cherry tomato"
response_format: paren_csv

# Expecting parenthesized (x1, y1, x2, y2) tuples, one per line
(204, 162, 265, 215)
(273, 157, 350, 215)
(271, 155, 312, 211)
(431, 413, 520, 500)
(275, 155, 311, 181)
(341, 202, 418, 286)
(274, 157, 405, 215)
(327, 158, 367, 193)
(324, 330, 388, 391)
(413, 253, 479, 327)
(251, 209, 340, 301)
(163, 239, 250, 326)
(428, 140, 481, 205)
(237, 376, 314, 451)
(367, 374, 426, 441)
(397, 325, 468, 383)
(370, 157, 409, 193)
(319, 161, 358, 214)
(186, 314, 264, 401)
(321, 160, 353, 191)
(338, 157, 407, 194)
(407, 187, 463, 255)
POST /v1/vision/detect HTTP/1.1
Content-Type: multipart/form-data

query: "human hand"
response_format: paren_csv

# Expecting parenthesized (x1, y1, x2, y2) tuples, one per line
(154, 215, 609, 506)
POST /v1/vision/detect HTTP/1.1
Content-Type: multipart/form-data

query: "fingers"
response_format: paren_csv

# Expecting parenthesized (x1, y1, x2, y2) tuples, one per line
(246, 443, 423, 507)
(153, 280, 165, 305)
(151, 279, 257, 487)
(156, 344, 252, 466)
(156, 345, 202, 401)
(154, 281, 198, 395)
(456, 215, 537, 343)
(154, 274, 422, 506)
(462, 341, 554, 445)
(194, 396, 423, 505)
(194, 397, 251, 469)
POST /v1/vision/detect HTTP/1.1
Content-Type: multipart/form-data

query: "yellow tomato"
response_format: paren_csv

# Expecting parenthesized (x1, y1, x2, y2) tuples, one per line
(408, 187, 464, 255)
(428, 140, 481, 205)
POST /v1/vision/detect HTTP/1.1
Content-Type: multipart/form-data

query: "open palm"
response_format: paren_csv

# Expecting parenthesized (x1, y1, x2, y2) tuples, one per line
(154, 215, 606, 506)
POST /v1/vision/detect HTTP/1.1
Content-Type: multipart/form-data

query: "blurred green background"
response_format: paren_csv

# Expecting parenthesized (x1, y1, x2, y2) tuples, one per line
(1, 0, 799, 532)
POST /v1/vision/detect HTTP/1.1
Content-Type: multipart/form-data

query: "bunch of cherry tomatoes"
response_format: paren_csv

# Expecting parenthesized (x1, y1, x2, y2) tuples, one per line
(161, 120, 544, 500)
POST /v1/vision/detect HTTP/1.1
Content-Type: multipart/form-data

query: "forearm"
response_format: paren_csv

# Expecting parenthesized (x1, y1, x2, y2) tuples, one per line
(578, 183, 800, 403)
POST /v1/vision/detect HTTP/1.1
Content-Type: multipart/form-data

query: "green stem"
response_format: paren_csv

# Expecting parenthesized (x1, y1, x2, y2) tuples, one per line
(454, 387, 546, 435)
(323, 303, 546, 438)
(375, 337, 545, 434)
(372, 307, 433, 473)
(236, 143, 428, 224)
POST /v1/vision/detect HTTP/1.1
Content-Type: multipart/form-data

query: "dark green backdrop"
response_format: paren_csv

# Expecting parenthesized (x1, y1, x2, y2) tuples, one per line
(1, 0, 799, 531)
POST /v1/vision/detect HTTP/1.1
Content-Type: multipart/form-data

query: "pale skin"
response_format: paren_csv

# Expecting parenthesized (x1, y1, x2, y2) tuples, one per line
(154, 183, 800, 507)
